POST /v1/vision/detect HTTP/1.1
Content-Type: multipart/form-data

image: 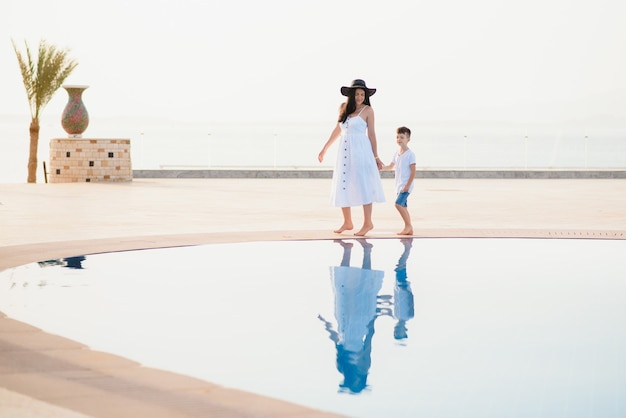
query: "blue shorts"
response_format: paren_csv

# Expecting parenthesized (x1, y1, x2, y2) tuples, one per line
(395, 191, 410, 207)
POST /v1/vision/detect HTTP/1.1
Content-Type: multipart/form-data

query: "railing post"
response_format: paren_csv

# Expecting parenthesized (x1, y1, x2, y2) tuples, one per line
(140, 132, 144, 169)
(463, 135, 468, 169)
(207, 133, 211, 169)
(273, 132, 278, 169)
(524, 135, 528, 169)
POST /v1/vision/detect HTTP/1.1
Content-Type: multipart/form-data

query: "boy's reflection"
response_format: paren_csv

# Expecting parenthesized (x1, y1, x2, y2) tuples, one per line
(318, 239, 384, 394)
(319, 239, 416, 394)
(393, 238, 415, 341)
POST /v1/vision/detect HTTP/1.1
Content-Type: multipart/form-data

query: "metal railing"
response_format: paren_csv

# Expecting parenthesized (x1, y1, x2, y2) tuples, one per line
(130, 129, 626, 171)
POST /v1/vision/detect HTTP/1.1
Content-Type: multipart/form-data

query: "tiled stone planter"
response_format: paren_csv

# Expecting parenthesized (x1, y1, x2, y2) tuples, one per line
(49, 138, 132, 183)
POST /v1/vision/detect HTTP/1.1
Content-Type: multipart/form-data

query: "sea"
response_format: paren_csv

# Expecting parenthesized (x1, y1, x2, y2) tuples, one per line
(1, 114, 625, 183)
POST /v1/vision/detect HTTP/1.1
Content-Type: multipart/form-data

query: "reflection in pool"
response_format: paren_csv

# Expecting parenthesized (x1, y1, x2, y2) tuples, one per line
(319, 239, 414, 394)
(1, 238, 626, 418)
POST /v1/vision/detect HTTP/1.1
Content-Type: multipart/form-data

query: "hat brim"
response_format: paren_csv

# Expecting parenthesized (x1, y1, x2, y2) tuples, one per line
(340, 86, 376, 96)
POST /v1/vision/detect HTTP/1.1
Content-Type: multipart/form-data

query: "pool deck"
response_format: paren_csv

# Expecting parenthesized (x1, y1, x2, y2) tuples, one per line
(1, 177, 625, 417)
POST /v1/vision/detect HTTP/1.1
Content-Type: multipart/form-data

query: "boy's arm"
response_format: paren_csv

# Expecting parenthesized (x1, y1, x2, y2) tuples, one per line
(402, 163, 416, 192)
(380, 162, 395, 171)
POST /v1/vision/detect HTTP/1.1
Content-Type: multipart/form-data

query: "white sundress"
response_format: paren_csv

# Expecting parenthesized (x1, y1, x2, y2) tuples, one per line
(330, 106, 386, 207)
(330, 265, 384, 353)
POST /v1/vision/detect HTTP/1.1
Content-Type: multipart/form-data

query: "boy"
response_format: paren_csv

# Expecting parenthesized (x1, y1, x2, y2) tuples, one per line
(382, 126, 416, 235)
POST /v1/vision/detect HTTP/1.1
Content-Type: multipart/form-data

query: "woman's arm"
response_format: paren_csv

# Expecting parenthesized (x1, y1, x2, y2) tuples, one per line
(318, 103, 345, 163)
(365, 107, 383, 169)
(318, 122, 342, 163)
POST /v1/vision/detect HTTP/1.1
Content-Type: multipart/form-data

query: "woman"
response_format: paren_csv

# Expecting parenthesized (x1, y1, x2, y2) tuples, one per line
(318, 79, 385, 236)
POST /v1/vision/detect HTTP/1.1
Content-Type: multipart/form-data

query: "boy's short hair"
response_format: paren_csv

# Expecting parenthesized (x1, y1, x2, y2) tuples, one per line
(397, 126, 411, 137)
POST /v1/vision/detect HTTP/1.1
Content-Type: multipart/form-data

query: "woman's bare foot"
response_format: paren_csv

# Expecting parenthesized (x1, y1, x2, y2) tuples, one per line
(334, 223, 353, 233)
(334, 239, 354, 249)
(397, 227, 413, 236)
(355, 238, 373, 249)
(354, 224, 374, 236)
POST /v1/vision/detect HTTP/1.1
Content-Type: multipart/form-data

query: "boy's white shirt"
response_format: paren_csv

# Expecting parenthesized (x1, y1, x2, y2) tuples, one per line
(391, 148, 417, 194)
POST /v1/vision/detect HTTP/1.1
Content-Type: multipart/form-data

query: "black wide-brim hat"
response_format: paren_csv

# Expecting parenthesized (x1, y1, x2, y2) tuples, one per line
(340, 79, 376, 96)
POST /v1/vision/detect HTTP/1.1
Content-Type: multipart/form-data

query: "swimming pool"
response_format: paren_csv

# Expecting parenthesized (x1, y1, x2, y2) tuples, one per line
(1, 238, 625, 417)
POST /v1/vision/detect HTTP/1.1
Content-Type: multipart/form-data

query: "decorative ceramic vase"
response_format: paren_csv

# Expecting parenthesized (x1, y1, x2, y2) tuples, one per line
(61, 85, 89, 137)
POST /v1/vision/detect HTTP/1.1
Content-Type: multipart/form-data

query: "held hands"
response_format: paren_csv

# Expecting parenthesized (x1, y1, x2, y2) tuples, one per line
(375, 157, 384, 170)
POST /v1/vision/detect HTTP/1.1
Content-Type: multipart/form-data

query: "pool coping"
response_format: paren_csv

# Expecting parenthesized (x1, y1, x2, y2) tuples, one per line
(1, 228, 625, 274)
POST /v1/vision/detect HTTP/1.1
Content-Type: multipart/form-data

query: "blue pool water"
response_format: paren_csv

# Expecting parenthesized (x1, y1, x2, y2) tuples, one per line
(1, 238, 625, 418)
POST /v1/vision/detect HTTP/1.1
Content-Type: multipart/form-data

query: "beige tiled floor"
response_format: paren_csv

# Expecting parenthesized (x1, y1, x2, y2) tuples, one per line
(1, 178, 625, 417)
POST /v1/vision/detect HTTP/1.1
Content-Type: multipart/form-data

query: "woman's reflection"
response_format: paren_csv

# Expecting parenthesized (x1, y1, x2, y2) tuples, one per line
(318, 239, 384, 394)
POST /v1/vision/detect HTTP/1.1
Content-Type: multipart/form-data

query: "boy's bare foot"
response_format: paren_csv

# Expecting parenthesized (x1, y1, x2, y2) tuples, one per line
(354, 224, 373, 236)
(334, 223, 353, 233)
(397, 227, 413, 236)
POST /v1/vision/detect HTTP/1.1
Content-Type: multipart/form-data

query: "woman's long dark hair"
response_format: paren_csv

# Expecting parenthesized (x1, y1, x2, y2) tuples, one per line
(338, 88, 372, 123)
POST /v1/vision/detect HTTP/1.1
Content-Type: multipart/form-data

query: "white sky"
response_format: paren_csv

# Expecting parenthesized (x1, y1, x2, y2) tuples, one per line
(1, 0, 626, 127)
